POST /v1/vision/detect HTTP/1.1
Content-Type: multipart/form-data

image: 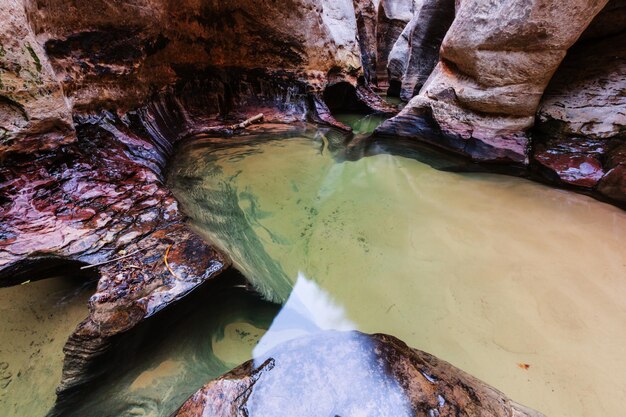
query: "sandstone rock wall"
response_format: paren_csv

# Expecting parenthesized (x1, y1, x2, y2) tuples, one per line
(353, 0, 381, 84)
(22, 0, 363, 114)
(375, 0, 417, 88)
(396, 0, 455, 100)
(378, 0, 610, 164)
(0, 1, 73, 155)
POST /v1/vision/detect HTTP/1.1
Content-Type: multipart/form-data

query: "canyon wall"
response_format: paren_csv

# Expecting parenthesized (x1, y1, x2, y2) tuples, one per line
(0, 0, 625, 410)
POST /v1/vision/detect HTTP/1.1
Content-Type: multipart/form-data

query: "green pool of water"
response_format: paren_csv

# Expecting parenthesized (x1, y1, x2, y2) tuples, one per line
(168, 127, 626, 417)
(334, 113, 390, 135)
(0, 277, 92, 417)
(52, 278, 280, 417)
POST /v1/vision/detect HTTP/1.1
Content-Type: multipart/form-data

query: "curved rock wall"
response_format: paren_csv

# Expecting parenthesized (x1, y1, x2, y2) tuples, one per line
(378, 0, 610, 164)
(375, 0, 417, 88)
(1, 0, 625, 412)
(393, 0, 455, 100)
(22, 0, 363, 114)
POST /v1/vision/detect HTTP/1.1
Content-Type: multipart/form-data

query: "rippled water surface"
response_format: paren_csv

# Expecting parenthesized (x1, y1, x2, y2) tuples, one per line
(168, 124, 626, 417)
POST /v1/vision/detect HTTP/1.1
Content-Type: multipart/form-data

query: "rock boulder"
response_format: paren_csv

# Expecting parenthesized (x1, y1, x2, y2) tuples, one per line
(173, 331, 546, 417)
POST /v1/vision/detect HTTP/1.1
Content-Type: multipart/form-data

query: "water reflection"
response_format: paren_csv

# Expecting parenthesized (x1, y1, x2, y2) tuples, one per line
(247, 331, 413, 417)
(50, 274, 280, 417)
(254, 273, 355, 357)
(168, 128, 626, 417)
(334, 112, 389, 135)
(245, 275, 415, 416)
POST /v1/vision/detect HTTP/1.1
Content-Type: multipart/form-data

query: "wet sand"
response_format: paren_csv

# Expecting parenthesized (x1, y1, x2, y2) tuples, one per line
(169, 134, 626, 417)
(0, 277, 92, 417)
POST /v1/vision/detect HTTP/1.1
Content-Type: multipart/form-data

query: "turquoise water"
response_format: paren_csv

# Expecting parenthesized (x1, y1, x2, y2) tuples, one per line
(168, 125, 626, 417)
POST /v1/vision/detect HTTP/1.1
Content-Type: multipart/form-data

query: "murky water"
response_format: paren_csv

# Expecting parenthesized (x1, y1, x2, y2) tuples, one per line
(0, 277, 92, 417)
(168, 126, 626, 417)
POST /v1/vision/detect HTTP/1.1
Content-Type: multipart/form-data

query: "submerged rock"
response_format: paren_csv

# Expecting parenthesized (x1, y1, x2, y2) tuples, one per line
(173, 331, 545, 417)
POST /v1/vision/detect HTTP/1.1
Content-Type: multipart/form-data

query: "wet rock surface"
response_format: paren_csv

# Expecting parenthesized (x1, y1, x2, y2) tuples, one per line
(0, 0, 625, 412)
(0, 66, 394, 404)
(0, 112, 229, 397)
(173, 331, 546, 417)
(533, 31, 625, 203)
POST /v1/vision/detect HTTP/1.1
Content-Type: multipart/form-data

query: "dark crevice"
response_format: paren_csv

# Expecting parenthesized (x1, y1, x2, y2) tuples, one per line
(0, 257, 98, 288)
(323, 82, 372, 114)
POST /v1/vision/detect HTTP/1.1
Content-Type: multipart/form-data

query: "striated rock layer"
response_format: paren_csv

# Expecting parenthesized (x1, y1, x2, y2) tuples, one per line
(1, 0, 396, 404)
(0, 0, 625, 410)
(534, 31, 626, 202)
(173, 331, 545, 417)
(0, 66, 393, 405)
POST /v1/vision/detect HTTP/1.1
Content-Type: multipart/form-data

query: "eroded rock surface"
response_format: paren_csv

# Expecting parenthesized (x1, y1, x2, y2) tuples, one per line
(0, 1, 74, 155)
(23, 0, 363, 113)
(173, 331, 546, 417)
(379, 0, 609, 164)
(0, 66, 394, 403)
(353, 0, 381, 84)
(533, 31, 625, 202)
(375, 0, 417, 88)
(0, 110, 229, 395)
(537, 33, 625, 141)
(397, 0, 455, 101)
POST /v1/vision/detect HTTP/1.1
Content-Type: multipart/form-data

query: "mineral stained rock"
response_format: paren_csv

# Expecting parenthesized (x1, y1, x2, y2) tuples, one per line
(173, 331, 546, 417)
(378, 0, 609, 164)
(534, 31, 625, 201)
(0, 1, 74, 155)
(1, 0, 395, 401)
(23, 0, 363, 113)
(0, 108, 230, 395)
(1, 0, 625, 409)
(0, 65, 393, 402)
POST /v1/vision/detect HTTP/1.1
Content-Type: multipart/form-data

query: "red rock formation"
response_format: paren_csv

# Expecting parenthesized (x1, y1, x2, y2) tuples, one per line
(0, 0, 625, 410)
(534, 30, 625, 203)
